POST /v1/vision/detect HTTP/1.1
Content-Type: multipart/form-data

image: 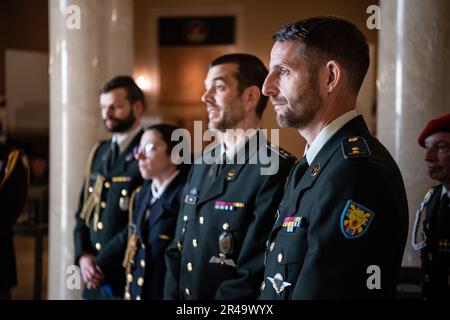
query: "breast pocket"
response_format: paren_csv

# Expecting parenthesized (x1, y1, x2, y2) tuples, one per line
(276, 226, 308, 288)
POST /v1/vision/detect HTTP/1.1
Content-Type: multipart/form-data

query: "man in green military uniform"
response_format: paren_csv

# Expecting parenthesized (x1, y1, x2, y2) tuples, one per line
(413, 114, 450, 299)
(260, 17, 409, 299)
(164, 54, 295, 300)
(0, 144, 29, 300)
(74, 76, 145, 299)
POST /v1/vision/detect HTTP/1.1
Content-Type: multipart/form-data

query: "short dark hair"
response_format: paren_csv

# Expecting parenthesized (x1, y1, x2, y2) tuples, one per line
(146, 123, 181, 157)
(100, 76, 146, 109)
(210, 53, 268, 118)
(146, 123, 192, 173)
(273, 16, 369, 93)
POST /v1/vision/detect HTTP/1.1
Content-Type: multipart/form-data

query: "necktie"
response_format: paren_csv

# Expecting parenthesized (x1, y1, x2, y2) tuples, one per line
(216, 152, 227, 177)
(108, 141, 119, 171)
(291, 157, 309, 187)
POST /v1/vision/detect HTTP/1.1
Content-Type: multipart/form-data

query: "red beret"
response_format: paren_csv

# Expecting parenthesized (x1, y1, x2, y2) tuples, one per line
(418, 114, 450, 147)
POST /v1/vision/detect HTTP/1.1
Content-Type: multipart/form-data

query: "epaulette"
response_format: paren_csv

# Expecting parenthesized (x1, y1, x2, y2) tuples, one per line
(268, 143, 296, 160)
(341, 136, 371, 159)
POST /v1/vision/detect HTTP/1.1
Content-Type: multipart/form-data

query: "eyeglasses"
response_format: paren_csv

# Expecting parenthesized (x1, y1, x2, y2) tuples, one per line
(133, 144, 155, 159)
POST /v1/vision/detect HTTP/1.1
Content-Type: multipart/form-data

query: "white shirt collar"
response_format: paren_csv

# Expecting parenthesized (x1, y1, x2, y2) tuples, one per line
(220, 129, 258, 161)
(150, 170, 180, 200)
(441, 185, 449, 199)
(305, 110, 359, 165)
(112, 125, 142, 154)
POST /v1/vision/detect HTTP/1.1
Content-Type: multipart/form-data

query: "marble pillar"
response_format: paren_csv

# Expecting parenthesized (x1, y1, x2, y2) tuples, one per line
(48, 0, 133, 299)
(378, 0, 450, 267)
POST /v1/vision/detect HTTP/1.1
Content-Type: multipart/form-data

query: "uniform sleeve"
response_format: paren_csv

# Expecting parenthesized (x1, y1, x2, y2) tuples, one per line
(0, 149, 29, 228)
(73, 180, 94, 264)
(292, 160, 405, 299)
(95, 226, 128, 276)
(213, 158, 294, 299)
(163, 184, 188, 299)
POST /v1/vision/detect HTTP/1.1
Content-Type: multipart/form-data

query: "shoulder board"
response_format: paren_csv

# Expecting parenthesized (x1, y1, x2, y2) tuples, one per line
(268, 143, 295, 160)
(341, 136, 371, 159)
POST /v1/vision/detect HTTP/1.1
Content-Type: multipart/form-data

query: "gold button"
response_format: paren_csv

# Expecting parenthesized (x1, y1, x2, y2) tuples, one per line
(95, 243, 101, 251)
(192, 239, 198, 247)
(185, 288, 190, 296)
(199, 216, 204, 224)
(140, 259, 145, 268)
(277, 253, 283, 263)
(121, 189, 128, 196)
(187, 262, 193, 272)
(183, 215, 188, 221)
(97, 222, 103, 230)
(136, 295, 141, 300)
(428, 253, 433, 261)
(127, 273, 133, 282)
(137, 277, 144, 286)
(100, 201, 106, 208)
(124, 292, 131, 300)
(141, 243, 145, 249)
(88, 187, 93, 193)
(222, 222, 230, 230)
(104, 181, 111, 188)
(270, 242, 275, 251)
(182, 227, 186, 234)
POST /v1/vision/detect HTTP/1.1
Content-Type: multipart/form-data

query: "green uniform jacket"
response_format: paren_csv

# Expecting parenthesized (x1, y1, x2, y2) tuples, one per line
(418, 185, 450, 299)
(0, 144, 29, 290)
(164, 132, 296, 300)
(259, 116, 409, 299)
(74, 131, 143, 299)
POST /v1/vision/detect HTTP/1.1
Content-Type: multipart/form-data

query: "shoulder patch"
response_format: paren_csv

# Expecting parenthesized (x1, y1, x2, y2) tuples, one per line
(268, 143, 295, 160)
(340, 200, 375, 239)
(341, 136, 371, 159)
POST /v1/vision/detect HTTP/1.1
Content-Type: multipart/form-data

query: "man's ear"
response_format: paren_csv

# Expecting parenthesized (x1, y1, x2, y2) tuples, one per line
(325, 60, 342, 93)
(243, 85, 261, 113)
(132, 100, 145, 117)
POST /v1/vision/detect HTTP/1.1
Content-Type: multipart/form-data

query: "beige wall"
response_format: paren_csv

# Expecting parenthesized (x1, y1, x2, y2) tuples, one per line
(0, 0, 48, 95)
(1, 0, 378, 155)
(134, 0, 379, 156)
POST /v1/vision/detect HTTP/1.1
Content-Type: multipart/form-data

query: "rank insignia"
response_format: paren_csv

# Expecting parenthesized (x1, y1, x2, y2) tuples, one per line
(214, 200, 245, 211)
(340, 200, 375, 239)
(267, 273, 291, 295)
(282, 217, 303, 232)
(184, 195, 197, 205)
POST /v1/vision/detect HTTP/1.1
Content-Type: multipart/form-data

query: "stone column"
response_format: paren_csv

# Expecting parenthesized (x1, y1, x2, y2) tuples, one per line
(378, 0, 450, 267)
(48, 0, 133, 299)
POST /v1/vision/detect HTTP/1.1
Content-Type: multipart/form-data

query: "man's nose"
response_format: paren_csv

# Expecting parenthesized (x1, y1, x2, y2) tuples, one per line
(262, 73, 277, 97)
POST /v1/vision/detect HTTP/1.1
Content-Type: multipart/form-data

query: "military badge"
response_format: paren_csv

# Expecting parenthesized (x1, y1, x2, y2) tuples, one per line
(219, 231, 233, 255)
(119, 195, 129, 211)
(209, 231, 237, 267)
(214, 200, 245, 211)
(282, 216, 303, 232)
(184, 194, 197, 205)
(267, 273, 291, 295)
(340, 200, 375, 239)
